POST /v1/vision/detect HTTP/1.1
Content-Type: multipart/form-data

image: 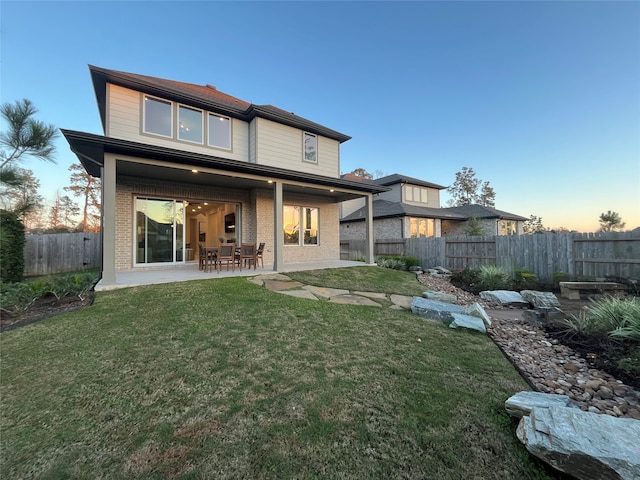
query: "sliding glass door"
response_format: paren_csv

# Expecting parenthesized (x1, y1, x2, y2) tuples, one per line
(135, 198, 185, 265)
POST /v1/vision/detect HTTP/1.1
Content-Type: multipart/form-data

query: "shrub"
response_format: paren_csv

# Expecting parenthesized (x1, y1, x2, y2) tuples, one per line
(561, 296, 640, 341)
(450, 267, 480, 293)
(0, 210, 26, 283)
(376, 256, 408, 271)
(476, 265, 511, 291)
(376, 255, 419, 271)
(513, 269, 539, 291)
(0, 271, 98, 316)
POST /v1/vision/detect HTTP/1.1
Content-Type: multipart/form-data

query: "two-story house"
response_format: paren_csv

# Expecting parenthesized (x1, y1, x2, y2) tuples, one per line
(340, 173, 526, 240)
(62, 66, 387, 289)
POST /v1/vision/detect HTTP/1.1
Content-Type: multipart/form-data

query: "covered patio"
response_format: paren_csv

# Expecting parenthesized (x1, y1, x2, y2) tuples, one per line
(95, 259, 373, 291)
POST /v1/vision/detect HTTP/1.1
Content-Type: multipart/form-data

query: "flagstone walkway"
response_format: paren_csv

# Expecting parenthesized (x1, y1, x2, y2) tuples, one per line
(250, 273, 415, 309)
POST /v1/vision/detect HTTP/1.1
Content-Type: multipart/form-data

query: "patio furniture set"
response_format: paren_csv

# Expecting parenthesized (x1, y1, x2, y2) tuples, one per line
(198, 242, 265, 273)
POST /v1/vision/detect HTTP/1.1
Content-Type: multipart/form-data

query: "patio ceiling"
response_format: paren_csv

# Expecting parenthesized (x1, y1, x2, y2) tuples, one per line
(116, 160, 358, 202)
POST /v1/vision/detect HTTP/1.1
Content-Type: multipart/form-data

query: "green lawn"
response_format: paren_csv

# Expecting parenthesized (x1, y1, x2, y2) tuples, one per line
(0, 267, 557, 479)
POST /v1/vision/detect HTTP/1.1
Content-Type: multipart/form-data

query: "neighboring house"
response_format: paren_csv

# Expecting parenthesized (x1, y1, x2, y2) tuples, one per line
(340, 173, 526, 240)
(63, 66, 387, 288)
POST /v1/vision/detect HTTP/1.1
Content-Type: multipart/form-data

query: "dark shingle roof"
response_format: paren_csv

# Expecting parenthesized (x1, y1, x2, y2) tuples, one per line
(88, 65, 351, 143)
(374, 174, 446, 190)
(440, 204, 528, 221)
(341, 200, 467, 222)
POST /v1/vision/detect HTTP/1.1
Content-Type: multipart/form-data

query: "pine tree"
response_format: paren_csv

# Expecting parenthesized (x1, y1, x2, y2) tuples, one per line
(599, 211, 626, 232)
(64, 163, 101, 232)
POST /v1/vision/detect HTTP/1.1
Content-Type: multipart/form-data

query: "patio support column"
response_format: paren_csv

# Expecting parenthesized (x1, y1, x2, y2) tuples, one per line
(101, 155, 117, 286)
(273, 181, 283, 271)
(364, 193, 375, 264)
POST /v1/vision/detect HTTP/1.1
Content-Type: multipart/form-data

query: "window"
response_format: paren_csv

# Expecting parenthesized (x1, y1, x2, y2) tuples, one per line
(178, 105, 203, 143)
(208, 113, 231, 149)
(143, 96, 172, 137)
(500, 220, 517, 235)
(303, 132, 317, 163)
(135, 197, 185, 264)
(409, 217, 435, 238)
(404, 185, 429, 204)
(284, 205, 319, 246)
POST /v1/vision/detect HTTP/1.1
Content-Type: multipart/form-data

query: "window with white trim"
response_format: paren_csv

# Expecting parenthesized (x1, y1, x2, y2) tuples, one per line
(284, 205, 319, 245)
(143, 96, 172, 137)
(303, 132, 317, 163)
(208, 113, 231, 149)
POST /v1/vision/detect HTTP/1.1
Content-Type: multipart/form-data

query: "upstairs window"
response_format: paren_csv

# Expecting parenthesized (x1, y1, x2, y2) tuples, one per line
(303, 132, 317, 163)
(143, 96, 172, 137)
(404, 185, 429, 204)
(178, 105, 203, 143)
(208, 113, 231, 149)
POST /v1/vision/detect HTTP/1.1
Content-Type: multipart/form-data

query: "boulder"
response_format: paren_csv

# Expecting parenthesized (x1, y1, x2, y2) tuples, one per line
(422, 290, 458, 304)
(449, 313, 486, 333)
(411, 298, 465, 322)
(505, 391, 579, 419)
(523, 307, 566, 328)
(520, 290, 562, 309)
(479, 290, 529, 307)
(463, 302, 492, 327)
(517, 406, 640, 480)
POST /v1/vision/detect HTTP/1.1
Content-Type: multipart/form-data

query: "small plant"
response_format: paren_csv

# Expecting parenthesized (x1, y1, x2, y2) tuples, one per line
(352, 256, 366, 262)
(376, 256, 407, 271)
(476, 265, 511, 291)
(513, 268, 539, 291)
(376, 255, 419, 271)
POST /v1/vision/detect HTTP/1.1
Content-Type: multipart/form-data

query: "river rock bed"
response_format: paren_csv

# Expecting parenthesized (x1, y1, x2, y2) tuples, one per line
(416, 273, 640, 419)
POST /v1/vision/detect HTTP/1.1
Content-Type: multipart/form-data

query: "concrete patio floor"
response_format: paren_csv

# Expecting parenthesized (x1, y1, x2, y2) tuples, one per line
(95, 260, 372, 291)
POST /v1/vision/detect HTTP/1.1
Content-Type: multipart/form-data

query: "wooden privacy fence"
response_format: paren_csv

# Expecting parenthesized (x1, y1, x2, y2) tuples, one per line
(341, 232, 640, 283)
(23, 233, 101, 277)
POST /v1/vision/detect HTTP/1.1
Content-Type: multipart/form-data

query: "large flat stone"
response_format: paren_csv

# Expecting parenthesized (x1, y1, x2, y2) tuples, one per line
(520, 290, 561, 309)
(411, 297, 465, 322)
(330, 294, 382, 307)
(505, 391, 579, 419)
(263, 279, 304, 291)
(449, 313, 486, 333)
(389, 294, 414, 309)
(517, 406, 640, 480)
(274, 289, 318, 300)
(480, 290, 529, 307)
(422, 291, 458, 304)
(302, 285, 350, 298)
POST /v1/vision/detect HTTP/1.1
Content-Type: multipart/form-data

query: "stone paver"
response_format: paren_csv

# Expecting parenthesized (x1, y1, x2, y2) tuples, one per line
(390, 294, 414, 309)
(302, 285, 350, 298)
(275, 289, 318, 300)
(330, 294, 382, 307)
(263, 279, 304, 291)
(353, 291, 387, 299)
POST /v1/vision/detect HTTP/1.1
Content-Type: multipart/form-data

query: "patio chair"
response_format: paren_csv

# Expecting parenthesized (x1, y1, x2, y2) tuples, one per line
(238, 243, 257, 271)
(216, 243, 236, 272)
(256, 242, 265, 268)
(199, 243, 216, 272)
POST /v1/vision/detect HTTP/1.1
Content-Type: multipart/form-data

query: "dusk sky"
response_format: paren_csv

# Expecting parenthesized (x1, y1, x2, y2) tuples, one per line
(2, 1, 639, 232)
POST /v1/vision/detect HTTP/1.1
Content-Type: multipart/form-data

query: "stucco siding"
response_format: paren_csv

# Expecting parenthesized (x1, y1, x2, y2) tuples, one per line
(106, 84, 249, 162)
(255, 118, 340, 178)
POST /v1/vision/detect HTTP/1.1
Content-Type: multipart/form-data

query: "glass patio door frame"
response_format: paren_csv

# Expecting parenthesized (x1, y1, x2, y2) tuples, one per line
(134, 196, 186, 266)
